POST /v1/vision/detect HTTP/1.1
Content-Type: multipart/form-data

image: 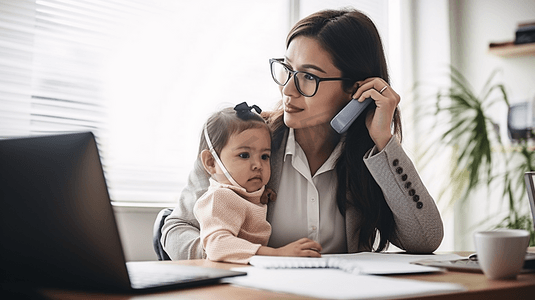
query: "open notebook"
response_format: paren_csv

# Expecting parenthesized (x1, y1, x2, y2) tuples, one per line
(249, 252, 454, 275)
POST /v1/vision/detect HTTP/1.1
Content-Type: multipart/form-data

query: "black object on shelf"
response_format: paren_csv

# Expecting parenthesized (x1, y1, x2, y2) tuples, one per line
(508, 101, 534, 141)
(515, 22, 535, 45)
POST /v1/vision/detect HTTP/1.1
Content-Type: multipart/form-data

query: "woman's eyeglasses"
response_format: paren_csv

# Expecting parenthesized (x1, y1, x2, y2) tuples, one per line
(269, 58, 352, 97)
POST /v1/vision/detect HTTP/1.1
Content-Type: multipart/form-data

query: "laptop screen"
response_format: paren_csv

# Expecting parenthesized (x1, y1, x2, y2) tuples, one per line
(0, 132, 131, 291)
(525, 171, 535, 232)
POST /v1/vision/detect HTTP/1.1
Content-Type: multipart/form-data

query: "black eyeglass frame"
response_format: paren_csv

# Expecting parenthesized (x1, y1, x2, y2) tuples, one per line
(269, 58, 353, 97)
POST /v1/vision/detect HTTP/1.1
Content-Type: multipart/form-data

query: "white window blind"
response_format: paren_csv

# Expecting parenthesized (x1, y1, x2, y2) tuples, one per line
(1, 0, 35, 136)
(0, 0, 393, 206)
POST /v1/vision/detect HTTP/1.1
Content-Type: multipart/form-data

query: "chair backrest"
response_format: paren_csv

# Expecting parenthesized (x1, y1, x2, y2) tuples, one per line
(153, 208, 174, 261)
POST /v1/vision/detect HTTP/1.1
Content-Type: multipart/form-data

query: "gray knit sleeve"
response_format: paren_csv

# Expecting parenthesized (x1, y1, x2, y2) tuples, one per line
(363, 136, 444, 253)
(161, 157, 209, 260)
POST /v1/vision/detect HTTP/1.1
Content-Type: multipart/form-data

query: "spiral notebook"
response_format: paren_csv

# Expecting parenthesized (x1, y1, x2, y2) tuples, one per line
(249, 252, 449, 275)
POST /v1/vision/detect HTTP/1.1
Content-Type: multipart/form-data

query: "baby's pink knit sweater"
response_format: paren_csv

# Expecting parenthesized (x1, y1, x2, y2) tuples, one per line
(193, 179, 271, 264)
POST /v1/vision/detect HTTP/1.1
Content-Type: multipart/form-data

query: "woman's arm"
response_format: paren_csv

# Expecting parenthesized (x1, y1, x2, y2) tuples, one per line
(161, 157, 209, 260)
(363, 136, 444, 253)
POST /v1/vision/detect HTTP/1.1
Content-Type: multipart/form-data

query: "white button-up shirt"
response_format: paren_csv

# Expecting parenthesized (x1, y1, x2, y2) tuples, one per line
(267, 128, 347, 253)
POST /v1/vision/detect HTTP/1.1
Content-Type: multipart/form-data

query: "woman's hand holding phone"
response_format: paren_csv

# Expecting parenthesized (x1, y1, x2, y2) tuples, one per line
(352, 78, 400, 151)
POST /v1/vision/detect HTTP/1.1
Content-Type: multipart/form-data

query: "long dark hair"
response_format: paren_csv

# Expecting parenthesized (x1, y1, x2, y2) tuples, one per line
(266, 8, 402, 252)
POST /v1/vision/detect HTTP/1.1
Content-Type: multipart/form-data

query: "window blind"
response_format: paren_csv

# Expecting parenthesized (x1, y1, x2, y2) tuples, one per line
(0, 0, 289, 205)
(0, 0, 392, 206)
(0, 0, 35, 136)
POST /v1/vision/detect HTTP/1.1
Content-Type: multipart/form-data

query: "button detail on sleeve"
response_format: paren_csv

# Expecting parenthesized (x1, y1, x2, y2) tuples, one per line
(393, 159, 399, 166)
(413, 195, 420, 202)
(396, 167, 403, 174)
(401, 174, 408, 181)
(405, 182, 412, 189)
(416, 202, 423, 209)
(408, 189, 416, 196)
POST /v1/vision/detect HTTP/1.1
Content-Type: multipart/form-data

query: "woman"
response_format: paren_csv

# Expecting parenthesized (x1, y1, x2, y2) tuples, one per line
(161, 8, 443, 260)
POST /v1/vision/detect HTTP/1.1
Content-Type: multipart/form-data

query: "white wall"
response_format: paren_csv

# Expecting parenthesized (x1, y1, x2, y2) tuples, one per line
(403, 0, 456, 252)
(398, 0, 535, 252)
(114, 206, 163, 261)
(451, 0, 535, 101)
(117, 0, 535, 260)
(449, 0, 535, 251)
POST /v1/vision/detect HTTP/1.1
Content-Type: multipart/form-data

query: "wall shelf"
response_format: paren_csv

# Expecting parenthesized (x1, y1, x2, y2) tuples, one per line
(489, 42, 535, 57)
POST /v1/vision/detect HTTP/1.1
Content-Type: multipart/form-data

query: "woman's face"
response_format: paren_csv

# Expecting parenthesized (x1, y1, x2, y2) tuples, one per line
(280, 36, 353, 130)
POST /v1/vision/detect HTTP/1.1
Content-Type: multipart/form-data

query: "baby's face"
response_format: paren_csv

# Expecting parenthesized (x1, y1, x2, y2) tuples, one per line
(216, 127, 271, 193)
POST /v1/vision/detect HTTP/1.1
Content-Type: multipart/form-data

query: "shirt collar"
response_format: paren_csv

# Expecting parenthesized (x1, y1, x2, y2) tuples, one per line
(321, 135, 344, 173)
(283, 128, 297, 162)
(284, 128, 345, 174)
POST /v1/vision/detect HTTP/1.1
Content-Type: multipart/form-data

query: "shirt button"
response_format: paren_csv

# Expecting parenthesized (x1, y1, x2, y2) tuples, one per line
(401, 174, 408, 181)
(393, 159, 399, 166)
(408, 189, 416, 196)
(311, 198, 315, 202)
(405, 182, 412, 189)
(413, 195, 420, 202)
(396, 167, 403, 174)
(416, 202, 423, 209)
(312, 226, 317, 231)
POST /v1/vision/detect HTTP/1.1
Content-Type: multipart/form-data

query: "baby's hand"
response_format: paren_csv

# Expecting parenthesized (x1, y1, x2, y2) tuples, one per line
(260, 187, 276, 204)
(275, 238, 322, 257)
(256, 238, 322, 257)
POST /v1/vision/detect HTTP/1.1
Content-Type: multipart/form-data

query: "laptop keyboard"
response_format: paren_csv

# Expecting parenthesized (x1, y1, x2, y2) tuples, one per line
(126, 262, 211, 289)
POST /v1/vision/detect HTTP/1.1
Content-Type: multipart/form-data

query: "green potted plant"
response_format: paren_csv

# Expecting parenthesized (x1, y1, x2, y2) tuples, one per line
(415, 66, 535, 245)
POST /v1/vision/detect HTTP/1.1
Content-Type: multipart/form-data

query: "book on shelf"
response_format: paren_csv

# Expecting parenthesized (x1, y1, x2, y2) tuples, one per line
(515, 21, 535, 45)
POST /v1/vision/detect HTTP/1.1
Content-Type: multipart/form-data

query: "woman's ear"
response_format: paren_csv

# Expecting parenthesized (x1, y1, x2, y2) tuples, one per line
(200, 149, 216, 175)
(350, 81, 360, 99)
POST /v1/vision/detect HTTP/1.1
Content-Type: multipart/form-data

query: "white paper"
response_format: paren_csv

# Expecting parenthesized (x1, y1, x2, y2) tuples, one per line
(226, 267, 465, 300)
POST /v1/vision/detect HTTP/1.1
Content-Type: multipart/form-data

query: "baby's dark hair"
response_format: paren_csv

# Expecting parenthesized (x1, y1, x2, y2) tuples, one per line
(199, 105, 270, 156)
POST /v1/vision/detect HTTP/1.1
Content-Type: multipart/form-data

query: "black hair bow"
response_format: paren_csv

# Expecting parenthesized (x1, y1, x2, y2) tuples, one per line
(234, 102, 262, 120)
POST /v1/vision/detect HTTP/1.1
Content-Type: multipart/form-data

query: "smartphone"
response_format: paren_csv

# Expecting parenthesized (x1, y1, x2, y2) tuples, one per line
(330, 97, 374, 134)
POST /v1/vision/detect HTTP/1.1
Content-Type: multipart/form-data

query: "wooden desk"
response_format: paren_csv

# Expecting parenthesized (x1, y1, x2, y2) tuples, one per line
(41, 253, 535, 300)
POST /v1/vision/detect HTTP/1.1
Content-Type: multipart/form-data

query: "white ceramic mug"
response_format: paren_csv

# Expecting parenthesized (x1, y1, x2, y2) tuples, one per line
(474, 229, 530, 280)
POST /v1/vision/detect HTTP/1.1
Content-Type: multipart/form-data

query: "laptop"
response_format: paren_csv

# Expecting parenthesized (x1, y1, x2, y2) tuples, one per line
(412, 171, 535, 273)
(527, 171, 535, 233)
(0, 132, 245, 293)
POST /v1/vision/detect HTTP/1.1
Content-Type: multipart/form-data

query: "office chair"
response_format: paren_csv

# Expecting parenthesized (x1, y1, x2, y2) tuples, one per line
(153, 208, 174, 261)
